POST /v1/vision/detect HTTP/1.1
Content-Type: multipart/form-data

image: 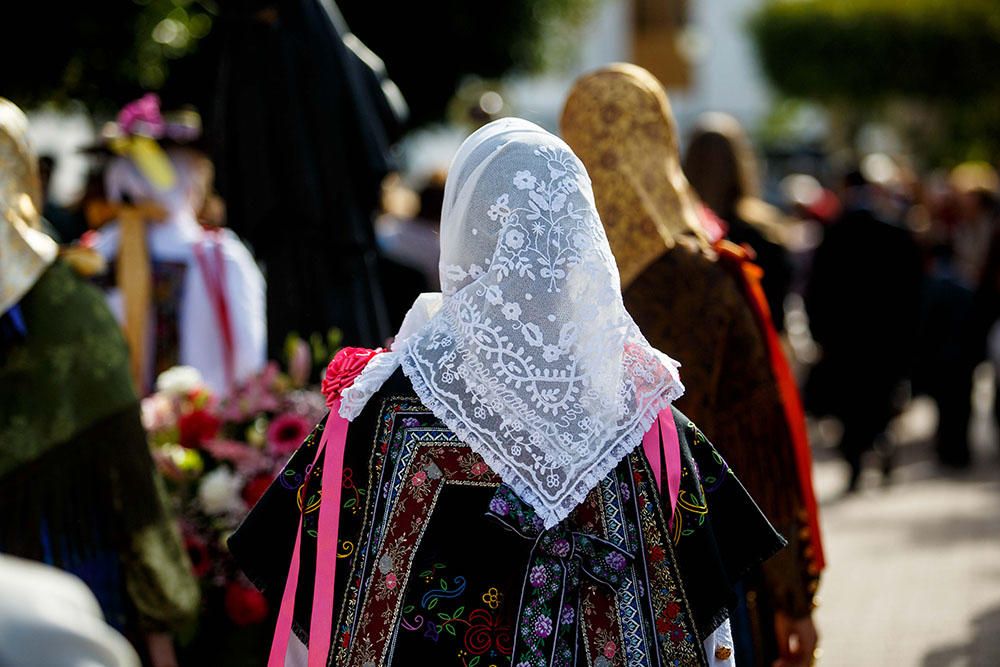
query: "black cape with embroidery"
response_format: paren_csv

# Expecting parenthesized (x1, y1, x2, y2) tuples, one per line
(230, 370, 783, 666)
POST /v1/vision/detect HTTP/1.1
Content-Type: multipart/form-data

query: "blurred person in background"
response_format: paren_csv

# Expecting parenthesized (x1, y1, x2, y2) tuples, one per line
(86, 94, 266, 396)
(909, 165, 990, 470)
(684, 112, 794, 334)
(376, 168, 446, 291)
(563, 64, 823, 667)
(213, 0, 406, 354)
(0, 97, 198, 667)
(950, 162, 999, 290)
(0, 555, 140, 667)
(373, 170, 445, 332)
(955, 162, 1000, 466)
(805, 168, 922, 491)
(37, 153, 88, 243)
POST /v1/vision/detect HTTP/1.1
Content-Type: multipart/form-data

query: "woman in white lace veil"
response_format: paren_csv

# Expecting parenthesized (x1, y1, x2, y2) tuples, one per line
(232, 118, 788, 667)
(342, 117, 683, 528)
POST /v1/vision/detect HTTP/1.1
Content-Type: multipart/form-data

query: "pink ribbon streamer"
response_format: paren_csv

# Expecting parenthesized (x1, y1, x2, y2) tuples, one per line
(268, 399, 348, 667)
(642, 408, 682, 525)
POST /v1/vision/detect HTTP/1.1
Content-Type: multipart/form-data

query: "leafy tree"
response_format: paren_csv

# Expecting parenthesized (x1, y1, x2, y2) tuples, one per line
(0, 0, 596, 125)
(749, 0, 1000, 162)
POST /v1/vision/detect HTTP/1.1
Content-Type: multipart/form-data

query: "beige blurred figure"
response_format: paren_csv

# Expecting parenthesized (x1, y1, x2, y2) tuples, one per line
(562, 64, 821, 667)
(0, 555, 140, 667)
(683, 112, 794, 333)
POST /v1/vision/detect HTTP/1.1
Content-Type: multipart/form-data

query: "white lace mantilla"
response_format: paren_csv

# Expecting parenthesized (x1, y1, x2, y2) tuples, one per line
(340, 119, 683, 528)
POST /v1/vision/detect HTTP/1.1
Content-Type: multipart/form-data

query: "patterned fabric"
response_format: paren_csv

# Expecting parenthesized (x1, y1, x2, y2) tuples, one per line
(231, 370, 786, 666)
(0, 261, 136, 476)
(151, 260, 187, 379)
(98, 258, 188, 387)
(560, 64, 710, 289)
(624, 247, 817, 665)
(344, 118, 684, 529)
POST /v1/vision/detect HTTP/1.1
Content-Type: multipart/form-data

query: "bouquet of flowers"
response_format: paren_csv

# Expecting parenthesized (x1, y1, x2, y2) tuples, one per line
(143, 349, 328, 631)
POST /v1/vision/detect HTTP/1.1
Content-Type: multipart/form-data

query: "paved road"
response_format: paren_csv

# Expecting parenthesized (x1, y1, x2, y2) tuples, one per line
(810, 393, 1000, 667)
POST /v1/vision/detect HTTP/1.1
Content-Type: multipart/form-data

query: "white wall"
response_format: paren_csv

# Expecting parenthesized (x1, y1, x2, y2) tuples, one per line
(505, 0, 773, 136)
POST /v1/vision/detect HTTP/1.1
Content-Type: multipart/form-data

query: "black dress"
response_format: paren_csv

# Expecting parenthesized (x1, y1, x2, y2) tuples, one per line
(230, 370, 784, 666)
(213, 0, 404, 351)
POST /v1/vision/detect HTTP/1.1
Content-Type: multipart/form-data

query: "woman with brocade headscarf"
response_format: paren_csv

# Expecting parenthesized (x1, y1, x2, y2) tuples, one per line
(561, 65, 823, 667)
(229, 118, 786, 666)
(683, 113, 793, 334)
(0, 98, 198, 666)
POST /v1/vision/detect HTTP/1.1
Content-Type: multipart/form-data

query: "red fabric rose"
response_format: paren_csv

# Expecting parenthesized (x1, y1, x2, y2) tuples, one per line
(224, 582, 269, 626)
(321, 347, 383, 407)
(183, 530, 211, 578)
(178, 409, 221, 448)
(242, 473, 273, 507)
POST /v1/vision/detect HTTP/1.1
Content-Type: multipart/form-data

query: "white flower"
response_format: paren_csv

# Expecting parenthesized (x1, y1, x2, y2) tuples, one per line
(504, 228, 526, 250)
(469, 263, 485, 279)
(141, 394, 175, 431)
(487, 194, 511, 221)
(513, 170, 536, 190)
(502, 302, 522, 321)
(155, 366, 205, 397)
(542, 345, 562, 362)
(546, 472, 561, 488)
(484, 284, 504, 305)
(197, 467, 247, 516)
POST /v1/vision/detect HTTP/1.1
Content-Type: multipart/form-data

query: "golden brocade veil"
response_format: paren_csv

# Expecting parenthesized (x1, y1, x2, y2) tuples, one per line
(0, 98, 57, 314)
(560, 63, 710, 289)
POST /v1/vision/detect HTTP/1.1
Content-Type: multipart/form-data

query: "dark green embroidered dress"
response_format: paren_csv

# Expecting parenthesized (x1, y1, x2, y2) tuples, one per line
(0, 260, 198, 635)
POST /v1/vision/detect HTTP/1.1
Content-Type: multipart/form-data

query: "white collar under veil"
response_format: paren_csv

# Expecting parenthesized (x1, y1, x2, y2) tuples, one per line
(341, 118, 684, 527)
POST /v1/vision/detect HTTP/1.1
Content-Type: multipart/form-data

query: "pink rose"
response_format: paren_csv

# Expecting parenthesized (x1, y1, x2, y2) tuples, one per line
(321, 347, 384, 406)
(266, 413, 312, 456)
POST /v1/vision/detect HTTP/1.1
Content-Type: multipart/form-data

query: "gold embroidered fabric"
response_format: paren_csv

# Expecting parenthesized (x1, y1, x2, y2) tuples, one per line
(0, 98, 57, 313)
(560, 63, 709, 288)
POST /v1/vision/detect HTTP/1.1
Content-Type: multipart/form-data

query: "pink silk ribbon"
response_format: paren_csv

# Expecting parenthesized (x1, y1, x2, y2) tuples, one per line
(642, 408, 682, 525)
(268, 399, 349, 667)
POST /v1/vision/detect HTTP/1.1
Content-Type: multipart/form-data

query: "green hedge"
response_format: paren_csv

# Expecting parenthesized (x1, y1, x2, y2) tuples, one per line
(749, 0, 1000, 102)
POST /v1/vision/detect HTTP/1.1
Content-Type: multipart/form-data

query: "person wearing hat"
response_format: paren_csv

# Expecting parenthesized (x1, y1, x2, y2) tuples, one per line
(0, 97, 198, 666)
(85, 93, 266, 397)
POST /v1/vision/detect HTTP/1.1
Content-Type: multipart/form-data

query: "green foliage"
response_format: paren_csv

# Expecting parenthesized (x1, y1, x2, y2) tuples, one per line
(1, 0, 598, 124)
(750, 0, 1000, 162)
(749, 0, 1000, 102)
(0, 0, 218, 113)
